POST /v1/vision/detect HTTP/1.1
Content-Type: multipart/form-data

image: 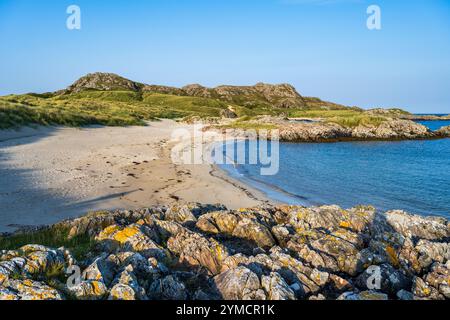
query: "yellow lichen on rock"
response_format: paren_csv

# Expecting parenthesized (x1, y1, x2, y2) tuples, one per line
(386, 246, 400, 268)
(340, 221, 351, 229)
(113, 226, 140, 244)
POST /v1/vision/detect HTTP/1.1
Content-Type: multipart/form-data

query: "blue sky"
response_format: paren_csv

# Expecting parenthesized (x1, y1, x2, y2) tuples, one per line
(0, 0, 449, 112)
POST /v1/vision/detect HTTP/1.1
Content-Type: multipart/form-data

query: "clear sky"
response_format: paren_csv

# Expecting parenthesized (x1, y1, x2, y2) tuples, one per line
(0, 0, 449, 113)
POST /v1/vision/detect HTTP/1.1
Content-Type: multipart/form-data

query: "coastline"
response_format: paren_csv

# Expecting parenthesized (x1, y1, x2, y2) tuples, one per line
(1, 119, 449, 233)
(0, 120, 269, 233)
(1, 121, 449, 301)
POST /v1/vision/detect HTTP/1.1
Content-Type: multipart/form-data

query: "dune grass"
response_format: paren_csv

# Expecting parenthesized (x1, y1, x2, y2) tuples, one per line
(0, 226, 95, 261)
(0, 91, 238, 129)
(326, 115, 387, 128)
(287, 109, 388, 128)
(0, 90, 394, 130)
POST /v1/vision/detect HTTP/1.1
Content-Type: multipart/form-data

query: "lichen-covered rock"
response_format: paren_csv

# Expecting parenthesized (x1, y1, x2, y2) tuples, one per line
(0, 287, 19, 300)
(214, 266, 266, 300)
(153, 219, 187, 239)
(196, 211, 276, 248)
(436, 125, 450, 137)
(232, 218, 276, 249)
(165, 203, 226, 225)
(412, 276, 444, 300)
(196, 211, 239, 234)
(96, 223, 165, 259)
(415, 240, 449, 269)
(20, 245, 67, 276)
(355, 264, 411, 295)
(167, 230, 229, 275)
(108, 267, 146, 300)
(272, 118, 434, 142)
(148, 275, 188, 300)
(384, 210, 449, 241)
(0, 203, 449, 300)
(423, 262, 450, 298)
(82, 255, 116, 286)
(5, 279, 62, 300)
(261, 272, 295, 300)
(68, 280, 108, 300)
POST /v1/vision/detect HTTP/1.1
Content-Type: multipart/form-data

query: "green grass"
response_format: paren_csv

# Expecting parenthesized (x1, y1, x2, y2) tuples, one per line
(286, 109, 388, 128)
(0, 226, 96, 261)
(217, 122, 278, 131)
(0, 90, 397, 130)
(0, 91, 239, 129)
(287, 109, 364, 119)
(326, 115, 387, 128)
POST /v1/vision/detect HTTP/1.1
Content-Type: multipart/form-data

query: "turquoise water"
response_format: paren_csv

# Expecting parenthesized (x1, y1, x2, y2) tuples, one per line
(218, 120, 450, 218)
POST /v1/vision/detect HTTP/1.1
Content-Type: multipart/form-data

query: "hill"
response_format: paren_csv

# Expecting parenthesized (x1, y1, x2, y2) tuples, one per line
(0, 72, 396, 129)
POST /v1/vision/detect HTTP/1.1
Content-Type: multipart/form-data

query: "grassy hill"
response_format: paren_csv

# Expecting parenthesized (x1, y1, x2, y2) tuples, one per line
(0, 73, 407, 129)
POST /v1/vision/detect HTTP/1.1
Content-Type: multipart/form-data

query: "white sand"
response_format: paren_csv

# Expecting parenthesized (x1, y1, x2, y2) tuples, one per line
(0, 120, 268, 233)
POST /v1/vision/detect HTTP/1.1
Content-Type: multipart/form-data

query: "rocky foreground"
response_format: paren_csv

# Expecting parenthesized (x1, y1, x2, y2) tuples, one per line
(1, 203, 449, 300)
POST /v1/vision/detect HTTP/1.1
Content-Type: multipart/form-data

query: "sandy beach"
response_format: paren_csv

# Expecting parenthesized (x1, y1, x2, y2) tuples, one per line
(0, 120, 269, 233)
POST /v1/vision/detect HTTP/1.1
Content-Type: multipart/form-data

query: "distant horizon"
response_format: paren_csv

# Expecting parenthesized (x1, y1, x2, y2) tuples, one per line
(1, 0, 450, 113)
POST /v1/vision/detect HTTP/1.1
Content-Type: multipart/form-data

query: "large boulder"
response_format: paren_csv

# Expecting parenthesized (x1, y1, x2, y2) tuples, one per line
(213, 266, 266, 300)
(167, 230, 229, 275)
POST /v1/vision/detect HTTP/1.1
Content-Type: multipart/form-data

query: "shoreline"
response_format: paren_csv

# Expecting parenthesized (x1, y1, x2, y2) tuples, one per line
(1, 119, 449, 233)
(0, 121, 269, 233)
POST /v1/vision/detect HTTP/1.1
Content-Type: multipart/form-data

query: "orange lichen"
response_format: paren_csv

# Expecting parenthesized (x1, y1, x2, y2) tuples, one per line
(386, 245, 400, 268)
(340, 221, 351, 229)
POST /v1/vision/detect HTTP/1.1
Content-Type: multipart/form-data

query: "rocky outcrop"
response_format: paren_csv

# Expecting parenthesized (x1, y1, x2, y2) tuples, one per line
(1, 203, 449, 300)
(215, 117, 447, 142)
(437, 125, 450, 137)
(66, 73, 144, 93)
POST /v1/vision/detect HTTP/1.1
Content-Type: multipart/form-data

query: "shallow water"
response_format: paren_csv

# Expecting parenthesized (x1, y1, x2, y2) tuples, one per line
(218, 120, 450, 218)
